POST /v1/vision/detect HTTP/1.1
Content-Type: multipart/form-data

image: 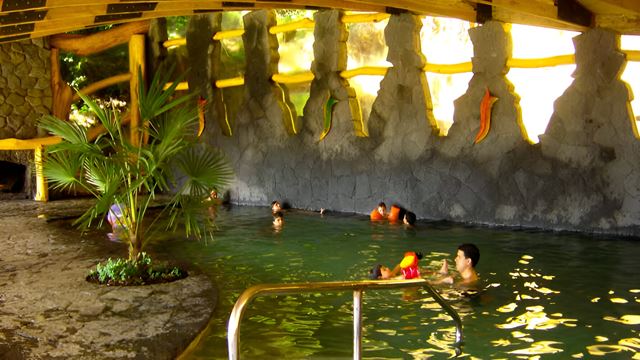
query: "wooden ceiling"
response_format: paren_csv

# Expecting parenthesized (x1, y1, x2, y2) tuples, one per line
(0, 0, 639, 44)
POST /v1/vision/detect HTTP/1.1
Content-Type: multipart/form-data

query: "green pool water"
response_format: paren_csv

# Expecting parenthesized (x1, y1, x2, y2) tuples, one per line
(154, 206, 640, 359)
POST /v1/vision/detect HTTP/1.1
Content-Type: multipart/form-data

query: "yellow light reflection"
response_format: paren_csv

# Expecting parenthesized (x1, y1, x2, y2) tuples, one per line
(497, 302, 518, 313)
(591, 297, 600, 303)
(508, 341, 563, 355)
(610, 297, 629, 304)
(497, 306, 577, 330)
(603, 315, 640, 325)
(620, 338, 640, 350)
(587, 344, 638, 356)
(511, 330, 529, 338)
(492, 338, 512, 346)
(595, 336, 609, 342)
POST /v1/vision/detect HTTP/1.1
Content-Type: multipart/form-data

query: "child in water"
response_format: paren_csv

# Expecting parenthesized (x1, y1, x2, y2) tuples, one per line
(369, 251, 423, 280)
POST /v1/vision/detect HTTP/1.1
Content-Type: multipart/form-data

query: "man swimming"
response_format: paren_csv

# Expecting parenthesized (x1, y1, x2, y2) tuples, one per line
(434, 243, 480, 287)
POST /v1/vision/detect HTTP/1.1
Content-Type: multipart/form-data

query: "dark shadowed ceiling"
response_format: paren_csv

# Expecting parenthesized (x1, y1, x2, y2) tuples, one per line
(0, 0, 639, 44)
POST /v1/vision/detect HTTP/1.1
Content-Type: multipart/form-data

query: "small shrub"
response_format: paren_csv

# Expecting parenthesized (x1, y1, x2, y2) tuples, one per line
(86, 252, 187, 286)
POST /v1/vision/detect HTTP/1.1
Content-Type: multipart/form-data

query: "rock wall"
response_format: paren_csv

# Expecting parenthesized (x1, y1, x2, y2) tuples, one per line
(188, 13, 640, 236)
(0, 38, 51, 140)
(0, 38, 51, 197)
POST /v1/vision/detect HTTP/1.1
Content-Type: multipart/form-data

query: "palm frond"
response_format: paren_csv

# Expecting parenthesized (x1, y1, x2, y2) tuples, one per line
(83, 158, 123, 195)
(173, 146, 234, 198)
(138, 64, 194, 122)
(43, 151, 85, 192)
(39, 115, 88, 145)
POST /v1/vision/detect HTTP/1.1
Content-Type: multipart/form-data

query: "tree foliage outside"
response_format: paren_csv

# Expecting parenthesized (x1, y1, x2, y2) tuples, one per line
(39, 66, 234, 262)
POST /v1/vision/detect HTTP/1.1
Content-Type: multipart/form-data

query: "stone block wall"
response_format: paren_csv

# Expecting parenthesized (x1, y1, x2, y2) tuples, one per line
(186, 12, 640, 237)
(0, 38, 51, 197)
(0, 38, 52, 140)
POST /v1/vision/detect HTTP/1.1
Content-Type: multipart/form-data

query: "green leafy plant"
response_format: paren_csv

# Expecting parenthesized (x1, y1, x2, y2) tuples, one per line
(87, 252, 187, 285)
(39, 65, 234, 263)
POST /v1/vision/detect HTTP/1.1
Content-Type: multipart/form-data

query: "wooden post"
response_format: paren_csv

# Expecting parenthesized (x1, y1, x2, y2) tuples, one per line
(34, 145, 48, 201)
(128, 34, 145, 146)
(50, 48, 73, 120)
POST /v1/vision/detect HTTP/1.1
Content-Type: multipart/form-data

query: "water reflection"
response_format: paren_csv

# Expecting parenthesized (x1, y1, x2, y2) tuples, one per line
(158, 207, 640, 359)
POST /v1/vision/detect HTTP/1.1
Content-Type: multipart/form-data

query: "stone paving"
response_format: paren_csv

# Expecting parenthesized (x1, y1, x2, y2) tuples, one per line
(0, 199, 216, 359)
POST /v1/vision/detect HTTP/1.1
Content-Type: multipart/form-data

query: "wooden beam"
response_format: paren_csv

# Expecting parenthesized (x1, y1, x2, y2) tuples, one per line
(49, 48, 73, 121)
(128, 34, 145, 147)
(596, 14, 640, 34)
(595, 0, 640, 15)
(73, 73, 132, 102)
(50, 21, 149, 56)
(557, 0, 593, 27)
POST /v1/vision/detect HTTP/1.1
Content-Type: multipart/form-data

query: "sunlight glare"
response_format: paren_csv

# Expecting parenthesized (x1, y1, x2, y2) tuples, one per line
(508, 24, 578, 143)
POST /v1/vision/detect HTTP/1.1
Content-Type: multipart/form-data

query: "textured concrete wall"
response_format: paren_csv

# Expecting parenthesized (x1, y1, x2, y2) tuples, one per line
(192, 15, 640, 236)
(0, 38, 51, 140)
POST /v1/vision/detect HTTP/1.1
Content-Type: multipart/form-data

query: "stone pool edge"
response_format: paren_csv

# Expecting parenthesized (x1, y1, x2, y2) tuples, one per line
(0, 199, 217, 359)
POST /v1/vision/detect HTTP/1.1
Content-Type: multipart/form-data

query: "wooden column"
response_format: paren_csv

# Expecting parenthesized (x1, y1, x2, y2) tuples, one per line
(128, 34, 145, 146)
(34, 145, 48, 201)
(50, 48, 73, 121)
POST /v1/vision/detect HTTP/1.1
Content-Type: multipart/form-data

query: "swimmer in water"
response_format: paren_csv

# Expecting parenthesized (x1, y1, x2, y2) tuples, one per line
(272, 211, 284, 229)
(271, 200, 282, 214)
(369, 251, 423, 280)
(370, 202, 387, 221)
(433, 243, 480, 287)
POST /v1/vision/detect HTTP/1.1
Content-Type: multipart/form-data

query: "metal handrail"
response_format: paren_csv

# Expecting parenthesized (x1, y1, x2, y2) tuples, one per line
(228, 279, 463, 359)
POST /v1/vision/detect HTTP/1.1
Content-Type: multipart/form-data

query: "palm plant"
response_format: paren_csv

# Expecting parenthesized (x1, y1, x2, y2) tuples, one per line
(39, 67, 234, 261)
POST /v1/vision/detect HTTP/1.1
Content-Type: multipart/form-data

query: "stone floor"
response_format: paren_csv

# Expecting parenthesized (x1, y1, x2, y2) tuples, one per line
(0, 199, 216, 359)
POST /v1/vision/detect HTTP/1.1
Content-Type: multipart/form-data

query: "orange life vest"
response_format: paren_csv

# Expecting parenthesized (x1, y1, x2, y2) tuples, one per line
(388, 205, 401, 223)
(370, 209, 384, 221)
(400, 251, 421, 279)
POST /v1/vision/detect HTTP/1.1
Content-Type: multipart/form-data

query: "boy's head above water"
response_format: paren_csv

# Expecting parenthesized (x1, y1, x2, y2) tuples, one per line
(369, 264, 393, 279)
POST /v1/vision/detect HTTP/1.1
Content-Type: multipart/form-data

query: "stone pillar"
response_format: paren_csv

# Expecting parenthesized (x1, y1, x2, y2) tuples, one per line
(540, 28, 640, 228)
(443, 21, 524, 168)
(304, 10, 363, 159)
(146, 18, 168, 76)
(369, 13, 436, 162)
(241, 10, 297, 143)
(187, 13, 232, 137)
(541, 28, 634, 166)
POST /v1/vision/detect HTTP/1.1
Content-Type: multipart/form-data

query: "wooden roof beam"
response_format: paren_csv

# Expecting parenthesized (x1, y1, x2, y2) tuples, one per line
(592, 0, 640, 15)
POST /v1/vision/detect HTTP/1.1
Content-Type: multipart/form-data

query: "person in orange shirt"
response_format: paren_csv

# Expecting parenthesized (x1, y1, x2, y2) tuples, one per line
(370, 202, 386, 221)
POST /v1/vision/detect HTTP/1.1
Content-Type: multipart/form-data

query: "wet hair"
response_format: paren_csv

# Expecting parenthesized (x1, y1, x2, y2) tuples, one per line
(404, 211, 416, 226)
(458, 243, 480, 267)
(369, 264, 382, 279)
(415, 251, 423, 260)
(271, 200, 280, 207)
(377, 202, 386, 208)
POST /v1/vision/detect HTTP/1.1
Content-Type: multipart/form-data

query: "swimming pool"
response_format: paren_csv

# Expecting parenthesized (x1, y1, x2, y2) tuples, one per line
(154, 206, 640, 359)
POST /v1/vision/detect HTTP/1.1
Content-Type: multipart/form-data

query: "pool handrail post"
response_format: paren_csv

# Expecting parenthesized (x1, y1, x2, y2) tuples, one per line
(353, 289, 362, 360)
(227, 279, 463, 359)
